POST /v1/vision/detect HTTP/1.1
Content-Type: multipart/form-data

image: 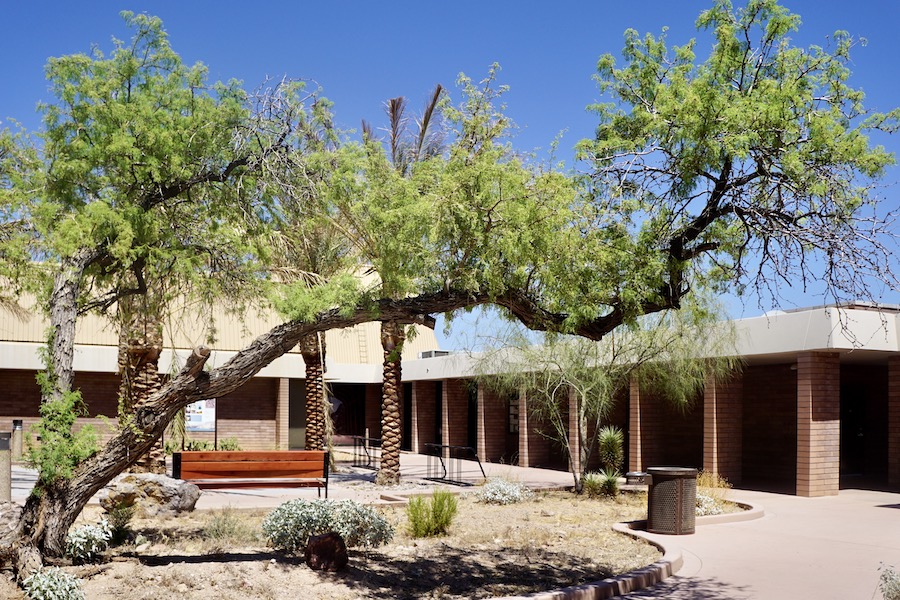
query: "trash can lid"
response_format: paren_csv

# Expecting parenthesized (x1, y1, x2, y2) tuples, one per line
(646, 467, 698, 477)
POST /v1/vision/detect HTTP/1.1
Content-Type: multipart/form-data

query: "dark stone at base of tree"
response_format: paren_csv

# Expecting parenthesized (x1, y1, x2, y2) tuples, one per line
(305, 532, 348, 571)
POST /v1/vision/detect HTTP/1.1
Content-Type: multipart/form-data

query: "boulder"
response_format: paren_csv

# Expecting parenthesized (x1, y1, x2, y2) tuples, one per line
(100, 473, 200, 518)
(304, 532, 348, 571)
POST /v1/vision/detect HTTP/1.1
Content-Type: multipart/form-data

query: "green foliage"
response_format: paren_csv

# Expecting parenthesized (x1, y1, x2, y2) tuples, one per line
(26, 390, 98, 487)
(579, 0, 899, 308)
(583, 470, 620, 498)
(406, 490, 458, 538)
(598, 469, 620, 497)
(217, 437, 242, 451)
(103, 500, 135, 546)
(581, 472, 603, 499)
(598, 426, 624, 473)
(475, 478, 533, 505)
(65, 520, 111, 563)
(22, 567, 85, 600)
(262, 499, 393, 553)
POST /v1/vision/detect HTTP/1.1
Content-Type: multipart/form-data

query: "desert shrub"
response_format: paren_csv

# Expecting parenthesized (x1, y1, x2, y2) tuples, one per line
(23, 566, 85, 600)
(216, 437, 242, 451)
(583, 470, 619, 498)
(599, 469, 620, 497)
(407, 490, 458, 537)
(881, 564, 900, 600)
(104, 500, 135, 546)
(184, 439, 215, 451)
(598, 426, 624, 473)
(204, 507, 260, 544)
(696, 493, 725, 516)
(697, 470, 732, 500)
(65, 520, 111, 563)
(262, 499, 393, 553)
(582, 472, 603, 498)
(476, 478, 533, 505)
(696, 470, 732, 515)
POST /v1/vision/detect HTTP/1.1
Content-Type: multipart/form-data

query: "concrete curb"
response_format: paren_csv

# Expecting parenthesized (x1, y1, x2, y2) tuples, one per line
(491, 500, 764, 600)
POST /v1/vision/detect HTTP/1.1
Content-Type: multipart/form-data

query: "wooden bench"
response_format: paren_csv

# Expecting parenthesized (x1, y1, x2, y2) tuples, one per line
(172, 450, 330, 498)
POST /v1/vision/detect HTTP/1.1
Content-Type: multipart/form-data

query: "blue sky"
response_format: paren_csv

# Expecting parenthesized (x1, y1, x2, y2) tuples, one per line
(2, 1, 899, 349)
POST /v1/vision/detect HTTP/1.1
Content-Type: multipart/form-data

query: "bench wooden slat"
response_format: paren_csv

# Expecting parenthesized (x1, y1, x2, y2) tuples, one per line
(189, 478, 326, 490)
(177, 460, 326, 473)
(179, 468, 324, 479)
(180, 451, 325, 462)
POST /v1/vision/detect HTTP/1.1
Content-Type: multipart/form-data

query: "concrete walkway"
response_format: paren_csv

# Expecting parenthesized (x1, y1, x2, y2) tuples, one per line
(622, 488, 900, 600)
(10, 457, 900, 599)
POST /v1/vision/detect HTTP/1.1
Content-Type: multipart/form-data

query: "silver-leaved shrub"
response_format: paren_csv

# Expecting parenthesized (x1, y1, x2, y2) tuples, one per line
(262, 499, 393, 553)
(475, 478, 533, 505)
(23, 567, 85, 600)
(65, 520, 111, 563)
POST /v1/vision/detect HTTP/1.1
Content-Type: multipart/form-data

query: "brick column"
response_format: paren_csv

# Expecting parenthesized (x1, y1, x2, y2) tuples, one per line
(477, 384, 507, 462)
(568, 387, 582, 477)
(703, 375, 743, 485)
(518, 389, 551, 467)
(796, 352, 840, 497)
(364, 383, 382, 439)
(888, 357, 900, 487)
(628, 379, 644, 472)
(442, 379, 468, 456)
(274, 378, 290, 450)
(412, 380, 437, 453)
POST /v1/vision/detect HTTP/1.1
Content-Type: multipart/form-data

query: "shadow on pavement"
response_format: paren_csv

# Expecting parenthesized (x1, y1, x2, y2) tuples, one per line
(620, 576, 753, 599)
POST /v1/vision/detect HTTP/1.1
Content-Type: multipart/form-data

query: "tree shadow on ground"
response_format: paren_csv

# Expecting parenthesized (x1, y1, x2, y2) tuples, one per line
(339, 546, 615, 599)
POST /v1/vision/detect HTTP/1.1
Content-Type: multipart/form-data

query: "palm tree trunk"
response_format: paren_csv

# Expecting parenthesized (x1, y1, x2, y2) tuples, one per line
(376, 321, 405, 485)
(116, 294, 164, 472)
(300, 333, 326, 450)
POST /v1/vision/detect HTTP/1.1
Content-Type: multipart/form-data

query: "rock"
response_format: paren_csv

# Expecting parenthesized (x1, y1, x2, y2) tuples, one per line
(100, 473, 200, 518)
(304, 532, 348, 571)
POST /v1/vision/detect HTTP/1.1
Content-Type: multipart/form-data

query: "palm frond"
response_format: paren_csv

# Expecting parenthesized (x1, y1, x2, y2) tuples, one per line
(414, 84, 445, 162)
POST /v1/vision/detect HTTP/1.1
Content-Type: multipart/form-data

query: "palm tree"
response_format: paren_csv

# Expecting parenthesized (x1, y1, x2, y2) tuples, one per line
(364, 85, 445, 485)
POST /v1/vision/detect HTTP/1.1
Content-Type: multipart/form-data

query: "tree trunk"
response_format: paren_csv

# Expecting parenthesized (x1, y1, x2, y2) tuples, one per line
(117, 293, 165, 473)
(300, 333, 326, 450)
(376, 321, 405, 485)
(45, 253, 96, 400)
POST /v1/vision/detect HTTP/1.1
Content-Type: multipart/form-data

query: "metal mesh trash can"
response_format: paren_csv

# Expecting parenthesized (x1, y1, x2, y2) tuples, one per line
(647, 467, 697, 535)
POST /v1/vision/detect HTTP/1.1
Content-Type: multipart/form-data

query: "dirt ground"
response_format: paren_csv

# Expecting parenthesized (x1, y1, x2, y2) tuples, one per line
(1, 491, 660, 599)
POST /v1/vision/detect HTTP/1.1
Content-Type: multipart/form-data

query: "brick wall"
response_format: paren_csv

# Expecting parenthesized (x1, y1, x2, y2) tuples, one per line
(443, 379, 468, 450)
(703, 375, 743, 485)
(519, 389, 552, 468)
(189, 378, 278, 450)
(412, 380, 437, 453)
(742, 363, 797, 490)
(628, 379, 702, 471)
(796, 352, 840, 497)
(477, 384, 507, 462)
